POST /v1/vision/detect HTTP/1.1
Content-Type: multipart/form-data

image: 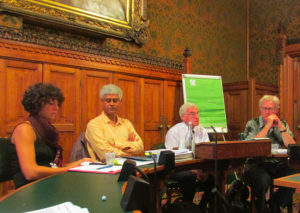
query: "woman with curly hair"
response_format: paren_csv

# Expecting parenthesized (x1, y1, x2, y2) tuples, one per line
(10, 83, 94, 188)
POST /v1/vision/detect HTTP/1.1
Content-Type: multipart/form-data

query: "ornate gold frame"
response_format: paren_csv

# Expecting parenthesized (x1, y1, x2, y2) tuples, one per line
(0, 0, 150, 44)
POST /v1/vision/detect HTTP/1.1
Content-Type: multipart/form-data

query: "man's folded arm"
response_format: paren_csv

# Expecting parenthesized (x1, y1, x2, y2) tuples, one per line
(85, 125, 129, 160)
(114, 122, 144, 154)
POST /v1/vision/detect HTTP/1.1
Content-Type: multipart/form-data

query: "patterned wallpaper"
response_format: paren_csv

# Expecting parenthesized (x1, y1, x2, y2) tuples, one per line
(104, 0, 247, 83)
(0, 0, 247, 83)
(249, 0, 300, 84)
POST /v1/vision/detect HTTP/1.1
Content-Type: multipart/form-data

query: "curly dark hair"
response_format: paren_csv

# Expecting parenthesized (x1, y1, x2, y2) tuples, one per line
(22, 83, 65, 114)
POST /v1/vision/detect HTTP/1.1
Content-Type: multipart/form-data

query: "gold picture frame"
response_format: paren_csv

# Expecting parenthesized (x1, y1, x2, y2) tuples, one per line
(0, 0, 150, 44)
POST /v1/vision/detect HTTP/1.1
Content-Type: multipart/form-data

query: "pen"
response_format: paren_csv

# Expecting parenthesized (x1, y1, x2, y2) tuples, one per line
(96, 165, 113, 170)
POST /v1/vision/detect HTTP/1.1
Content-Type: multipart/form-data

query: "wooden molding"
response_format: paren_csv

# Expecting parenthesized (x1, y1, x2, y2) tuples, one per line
(0, 38, 184, 80)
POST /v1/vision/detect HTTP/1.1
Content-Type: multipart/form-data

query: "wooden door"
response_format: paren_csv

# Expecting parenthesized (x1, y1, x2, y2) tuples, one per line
(0, 59, 43, 136)
(141, 79, 182, 151)
(294, 60, 300, 142)
(113, 74, 141, 134)
(142, 78, 164, 151)
(43, 64, 81, 163)
(81, 70, 113, 131)
(163, 80, 183, 135)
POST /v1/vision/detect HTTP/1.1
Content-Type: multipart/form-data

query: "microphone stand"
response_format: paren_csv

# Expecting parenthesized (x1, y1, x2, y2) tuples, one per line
(149, 152, 157, 213)
(211, 126, 231, 213)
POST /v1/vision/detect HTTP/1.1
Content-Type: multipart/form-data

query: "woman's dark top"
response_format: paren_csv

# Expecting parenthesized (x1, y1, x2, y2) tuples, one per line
(9, 128, 56, 188)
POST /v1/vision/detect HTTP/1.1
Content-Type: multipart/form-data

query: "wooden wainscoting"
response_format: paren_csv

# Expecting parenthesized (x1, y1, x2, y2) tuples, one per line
(223, 78, 278, 141)
(0, 38, 184, 197)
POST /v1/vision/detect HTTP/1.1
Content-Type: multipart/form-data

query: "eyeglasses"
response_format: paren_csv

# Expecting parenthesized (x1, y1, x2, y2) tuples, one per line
(184, 112, 200, 117)
(103, 99, 120, 103)
(261, 107, 276, 111)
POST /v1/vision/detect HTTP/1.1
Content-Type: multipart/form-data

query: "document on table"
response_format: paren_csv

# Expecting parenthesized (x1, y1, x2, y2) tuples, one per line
(144, 149, 193, 159)
(68, 164, 122, 174)
(69, 157, 154, 174)
(23, 202, 89, 213)
(116, 157, 154, 166)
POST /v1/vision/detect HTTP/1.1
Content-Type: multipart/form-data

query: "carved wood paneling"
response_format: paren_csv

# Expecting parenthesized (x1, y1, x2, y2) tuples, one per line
(164, 81, 183, 128)
(142, 79, 164, 150)
(43, 64, 81, 163)
(0, 38, 183, 80)
(223, 79, 278, 141)
(0, 59, 42, 136)
(81, 70, 113, 131)
(279, 41, 300, 143)
(113, 74, 141, 134)
(224, 90, 248, 140)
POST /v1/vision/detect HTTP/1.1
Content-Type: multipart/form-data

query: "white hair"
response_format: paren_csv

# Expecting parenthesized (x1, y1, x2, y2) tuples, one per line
(259, 95, 280, 109)
(100, 84, 123, 100)
(179, 102, 198, 118)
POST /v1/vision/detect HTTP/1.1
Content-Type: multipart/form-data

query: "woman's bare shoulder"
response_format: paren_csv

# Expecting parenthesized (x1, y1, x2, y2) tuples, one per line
(11, 122, 35, 144)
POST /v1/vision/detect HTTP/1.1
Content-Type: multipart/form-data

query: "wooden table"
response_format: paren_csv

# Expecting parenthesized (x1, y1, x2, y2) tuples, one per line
(274, 173, 300, 189)
(0, 172, 130, 213)
(146, 140, 272, 212)
(0, 140, 272, 213)
(195, 140, 271, 159)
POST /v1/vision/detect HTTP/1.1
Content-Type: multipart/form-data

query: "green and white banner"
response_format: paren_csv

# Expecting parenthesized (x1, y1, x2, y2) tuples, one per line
(182, 74, 227, 133)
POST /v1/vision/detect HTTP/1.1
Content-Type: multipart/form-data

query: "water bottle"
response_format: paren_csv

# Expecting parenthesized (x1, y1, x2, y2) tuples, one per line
(191, 133, 195, 158)
(185, 122, 193, 151)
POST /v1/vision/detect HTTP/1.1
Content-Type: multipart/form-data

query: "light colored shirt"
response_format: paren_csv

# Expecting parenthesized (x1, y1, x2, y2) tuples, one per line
(85, 112, 144, 161)
(243, 115, 294, 148)
(165, 122, 210, 150)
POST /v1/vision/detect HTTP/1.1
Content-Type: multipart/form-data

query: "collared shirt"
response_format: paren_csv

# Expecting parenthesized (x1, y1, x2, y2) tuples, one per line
(85, 112, 144, 161)
(165, 122, 210, 150)
(243, 115, 294, 148)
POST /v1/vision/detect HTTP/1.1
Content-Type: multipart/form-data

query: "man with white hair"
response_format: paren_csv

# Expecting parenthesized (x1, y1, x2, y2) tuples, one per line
(243, 95, 296, 213)
(165, 102, 210, 149)
(165, 102, 214, 212)
(85, 84, 144, 161)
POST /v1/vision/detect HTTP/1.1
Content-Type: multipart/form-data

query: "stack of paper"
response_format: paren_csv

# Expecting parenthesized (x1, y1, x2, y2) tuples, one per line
(24, 202, 89, 213)
(145, 149, 193, 160)
(172, 149, 193, 159)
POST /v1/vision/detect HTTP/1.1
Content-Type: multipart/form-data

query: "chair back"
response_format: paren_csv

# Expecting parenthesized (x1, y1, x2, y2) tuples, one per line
(0, 138, 13, 182)
(70, 132, 90, 162)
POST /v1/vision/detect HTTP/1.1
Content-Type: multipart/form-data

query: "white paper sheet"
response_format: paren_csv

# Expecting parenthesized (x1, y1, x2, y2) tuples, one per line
(23, 202, 89, 213)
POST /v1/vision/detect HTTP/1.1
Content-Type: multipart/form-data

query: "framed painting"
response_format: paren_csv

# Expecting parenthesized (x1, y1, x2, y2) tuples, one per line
(0, 0, 150, 44)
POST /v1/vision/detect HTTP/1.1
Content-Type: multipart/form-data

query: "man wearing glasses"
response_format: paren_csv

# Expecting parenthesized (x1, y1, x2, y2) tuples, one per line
(243, 95, 296, 213)
(85, 84, 144, 161)
(165, 102, 214, 213)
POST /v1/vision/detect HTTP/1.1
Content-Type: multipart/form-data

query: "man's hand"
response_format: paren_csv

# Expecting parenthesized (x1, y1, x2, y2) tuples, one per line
(266, 114, 285, 131)
(122, 147, 132, 153)
(128, 132, 138, 142)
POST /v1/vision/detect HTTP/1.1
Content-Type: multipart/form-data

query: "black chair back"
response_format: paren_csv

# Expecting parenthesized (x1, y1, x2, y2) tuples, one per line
(0, 138, 13, 182)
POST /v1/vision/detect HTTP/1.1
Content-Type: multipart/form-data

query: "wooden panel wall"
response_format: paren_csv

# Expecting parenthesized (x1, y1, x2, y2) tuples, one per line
(223, 78, 278, 141)
(0, 38, 183, 197)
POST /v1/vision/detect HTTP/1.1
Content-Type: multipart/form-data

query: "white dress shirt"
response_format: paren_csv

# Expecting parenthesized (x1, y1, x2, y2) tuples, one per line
(165, 122, 210, 150)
